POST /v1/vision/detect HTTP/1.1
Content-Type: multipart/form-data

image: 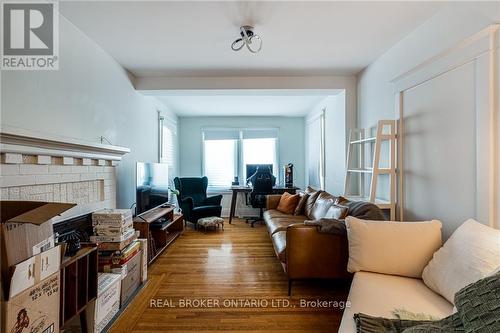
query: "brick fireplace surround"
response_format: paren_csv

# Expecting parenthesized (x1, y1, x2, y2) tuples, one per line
(0, 127, 130, 223)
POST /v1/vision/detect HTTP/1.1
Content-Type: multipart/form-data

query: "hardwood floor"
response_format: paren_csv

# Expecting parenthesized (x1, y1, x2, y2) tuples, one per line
(109, 219, 350, 333)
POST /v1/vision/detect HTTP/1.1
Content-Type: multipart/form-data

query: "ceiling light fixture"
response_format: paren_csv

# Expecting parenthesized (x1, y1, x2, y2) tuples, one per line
(231, 25, 262, 53)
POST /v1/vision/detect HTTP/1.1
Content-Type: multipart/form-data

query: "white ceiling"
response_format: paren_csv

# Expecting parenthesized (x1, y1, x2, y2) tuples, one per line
(59, 1, 444, 77)
(154, 90, 338, 117)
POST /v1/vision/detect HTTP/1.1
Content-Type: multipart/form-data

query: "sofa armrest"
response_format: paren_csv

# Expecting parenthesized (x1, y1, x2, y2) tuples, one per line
(266, 194, 282, 210)
(285, 224, 350, 279)
(204, 194, 223, 206)
(179, 196, 195, 212)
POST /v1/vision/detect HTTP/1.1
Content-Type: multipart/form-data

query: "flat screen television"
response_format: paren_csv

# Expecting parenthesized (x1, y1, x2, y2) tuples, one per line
(136, 162, 169, 215)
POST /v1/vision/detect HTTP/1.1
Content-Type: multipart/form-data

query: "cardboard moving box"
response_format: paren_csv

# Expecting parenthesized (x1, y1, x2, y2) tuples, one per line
(0, 201, 75, 277)
(119, 250, 142, 306)
(136, 239, 148, 283)
(2, 246, 62, 333)
(86, 273, 121, 333)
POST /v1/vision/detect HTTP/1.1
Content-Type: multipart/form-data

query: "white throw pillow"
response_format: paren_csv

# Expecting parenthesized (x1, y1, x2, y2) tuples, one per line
(421, 219, 500, 304)
(345, 217, 442, 278)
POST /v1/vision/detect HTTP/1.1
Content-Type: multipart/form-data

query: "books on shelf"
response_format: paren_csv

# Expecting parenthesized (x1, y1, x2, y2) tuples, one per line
(99, 241, 141, 273)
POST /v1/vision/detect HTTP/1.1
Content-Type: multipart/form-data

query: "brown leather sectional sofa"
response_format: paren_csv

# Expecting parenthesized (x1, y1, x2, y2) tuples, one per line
(264, 188, 385, 295)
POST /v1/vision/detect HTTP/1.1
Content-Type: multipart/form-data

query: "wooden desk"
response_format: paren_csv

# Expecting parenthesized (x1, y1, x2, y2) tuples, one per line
(228, 186, 300, 224)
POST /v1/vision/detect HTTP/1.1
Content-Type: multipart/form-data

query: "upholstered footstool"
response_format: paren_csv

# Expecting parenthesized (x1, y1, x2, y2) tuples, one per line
(197, 216, 224, 232)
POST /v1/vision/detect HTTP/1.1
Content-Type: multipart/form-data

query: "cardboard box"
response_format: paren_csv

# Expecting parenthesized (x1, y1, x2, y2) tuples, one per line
(2, 246, 62, 333)
(0, 201, 75, 277)
(5, 245, 61, 299)
(119, 250, 141, 306)
(86, 273, 121, 333)
(136, 239, 148, 283)
(3, 273, 60, 333)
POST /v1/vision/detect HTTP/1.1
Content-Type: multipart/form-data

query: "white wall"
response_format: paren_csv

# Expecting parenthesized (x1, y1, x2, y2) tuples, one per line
(1, 15, 177, 210)
(358, 2, 499, 127)
(357, 2, 500, 236)
(305, 93, 348, 195)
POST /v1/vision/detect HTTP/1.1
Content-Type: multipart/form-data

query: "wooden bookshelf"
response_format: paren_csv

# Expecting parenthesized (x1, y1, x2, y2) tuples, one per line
(133, 206, 183, 265)
(60, 245, 98, 329)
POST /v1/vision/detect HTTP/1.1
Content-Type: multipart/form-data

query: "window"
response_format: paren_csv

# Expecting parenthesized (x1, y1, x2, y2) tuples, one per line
(203, 128, 278, 189)
(159, 114, 178, 184)
(242, 138, 277, 179)
(203, 139, 238, 189)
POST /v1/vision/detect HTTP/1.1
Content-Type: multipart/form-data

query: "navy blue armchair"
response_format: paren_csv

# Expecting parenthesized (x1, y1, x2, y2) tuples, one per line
(173, 177, 223, 229)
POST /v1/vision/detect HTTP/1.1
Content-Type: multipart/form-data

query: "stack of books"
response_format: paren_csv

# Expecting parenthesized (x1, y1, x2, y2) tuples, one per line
(90, 209, 147, 310)
(91, 209, 137, 251)
(98, 240, 140, 273)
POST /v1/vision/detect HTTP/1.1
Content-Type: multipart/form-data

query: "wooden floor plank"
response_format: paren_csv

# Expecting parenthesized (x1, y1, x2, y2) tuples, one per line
(109, 219, 349, 332)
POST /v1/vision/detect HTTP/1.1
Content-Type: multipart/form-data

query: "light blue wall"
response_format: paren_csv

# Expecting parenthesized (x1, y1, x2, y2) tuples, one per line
(178, 116, 306, 189)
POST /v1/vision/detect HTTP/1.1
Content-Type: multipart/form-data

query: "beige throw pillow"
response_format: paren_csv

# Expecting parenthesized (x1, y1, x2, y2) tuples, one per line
(421, 219, 500, 304)
(345, 217, 442, 278)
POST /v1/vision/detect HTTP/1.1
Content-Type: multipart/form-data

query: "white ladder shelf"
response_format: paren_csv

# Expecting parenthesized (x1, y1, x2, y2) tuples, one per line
(344, 120, 397, 220)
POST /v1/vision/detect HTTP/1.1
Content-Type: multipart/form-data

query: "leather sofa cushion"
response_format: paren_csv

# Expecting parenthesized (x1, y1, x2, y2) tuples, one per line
(271, 231, 287, 263)
(266, 216, 306, 235)
(264, 209, 291, 221)
(276, 192, 300, 214)
(325, 204, 349, 220)
(309, 191, 337, 220)
(304, 186, 322, 218)
(294, 192, 309, 216)
(338, 271, 453, 333)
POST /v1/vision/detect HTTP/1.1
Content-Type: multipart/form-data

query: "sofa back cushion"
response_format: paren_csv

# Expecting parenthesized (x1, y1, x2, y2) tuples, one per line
(324, 204, 349, 220)
(310, 191, 337, 220)
(294, 192, 309, 216)
(345, 217, 443, 278)
(422, 219, 500, 304)
(276, 192, 300, 215)
(304, 186, 322, 219)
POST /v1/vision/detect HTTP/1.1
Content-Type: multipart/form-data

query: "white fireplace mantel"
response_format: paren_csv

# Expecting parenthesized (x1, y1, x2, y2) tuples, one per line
(0, 126, 130, 222)
(0, 125, 130, 162)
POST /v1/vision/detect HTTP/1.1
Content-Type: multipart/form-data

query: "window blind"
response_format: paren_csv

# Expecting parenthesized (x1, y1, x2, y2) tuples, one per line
(203, 129, 240, 141)
(241, 128, 278, 139)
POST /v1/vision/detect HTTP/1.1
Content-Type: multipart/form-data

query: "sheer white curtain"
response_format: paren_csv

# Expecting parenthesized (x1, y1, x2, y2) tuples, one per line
(307, 112, 325, 190)
(159, 115, 178, 185)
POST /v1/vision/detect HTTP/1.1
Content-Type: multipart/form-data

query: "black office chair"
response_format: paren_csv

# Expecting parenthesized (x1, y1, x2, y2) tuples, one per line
(246, 170, 274, 227)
